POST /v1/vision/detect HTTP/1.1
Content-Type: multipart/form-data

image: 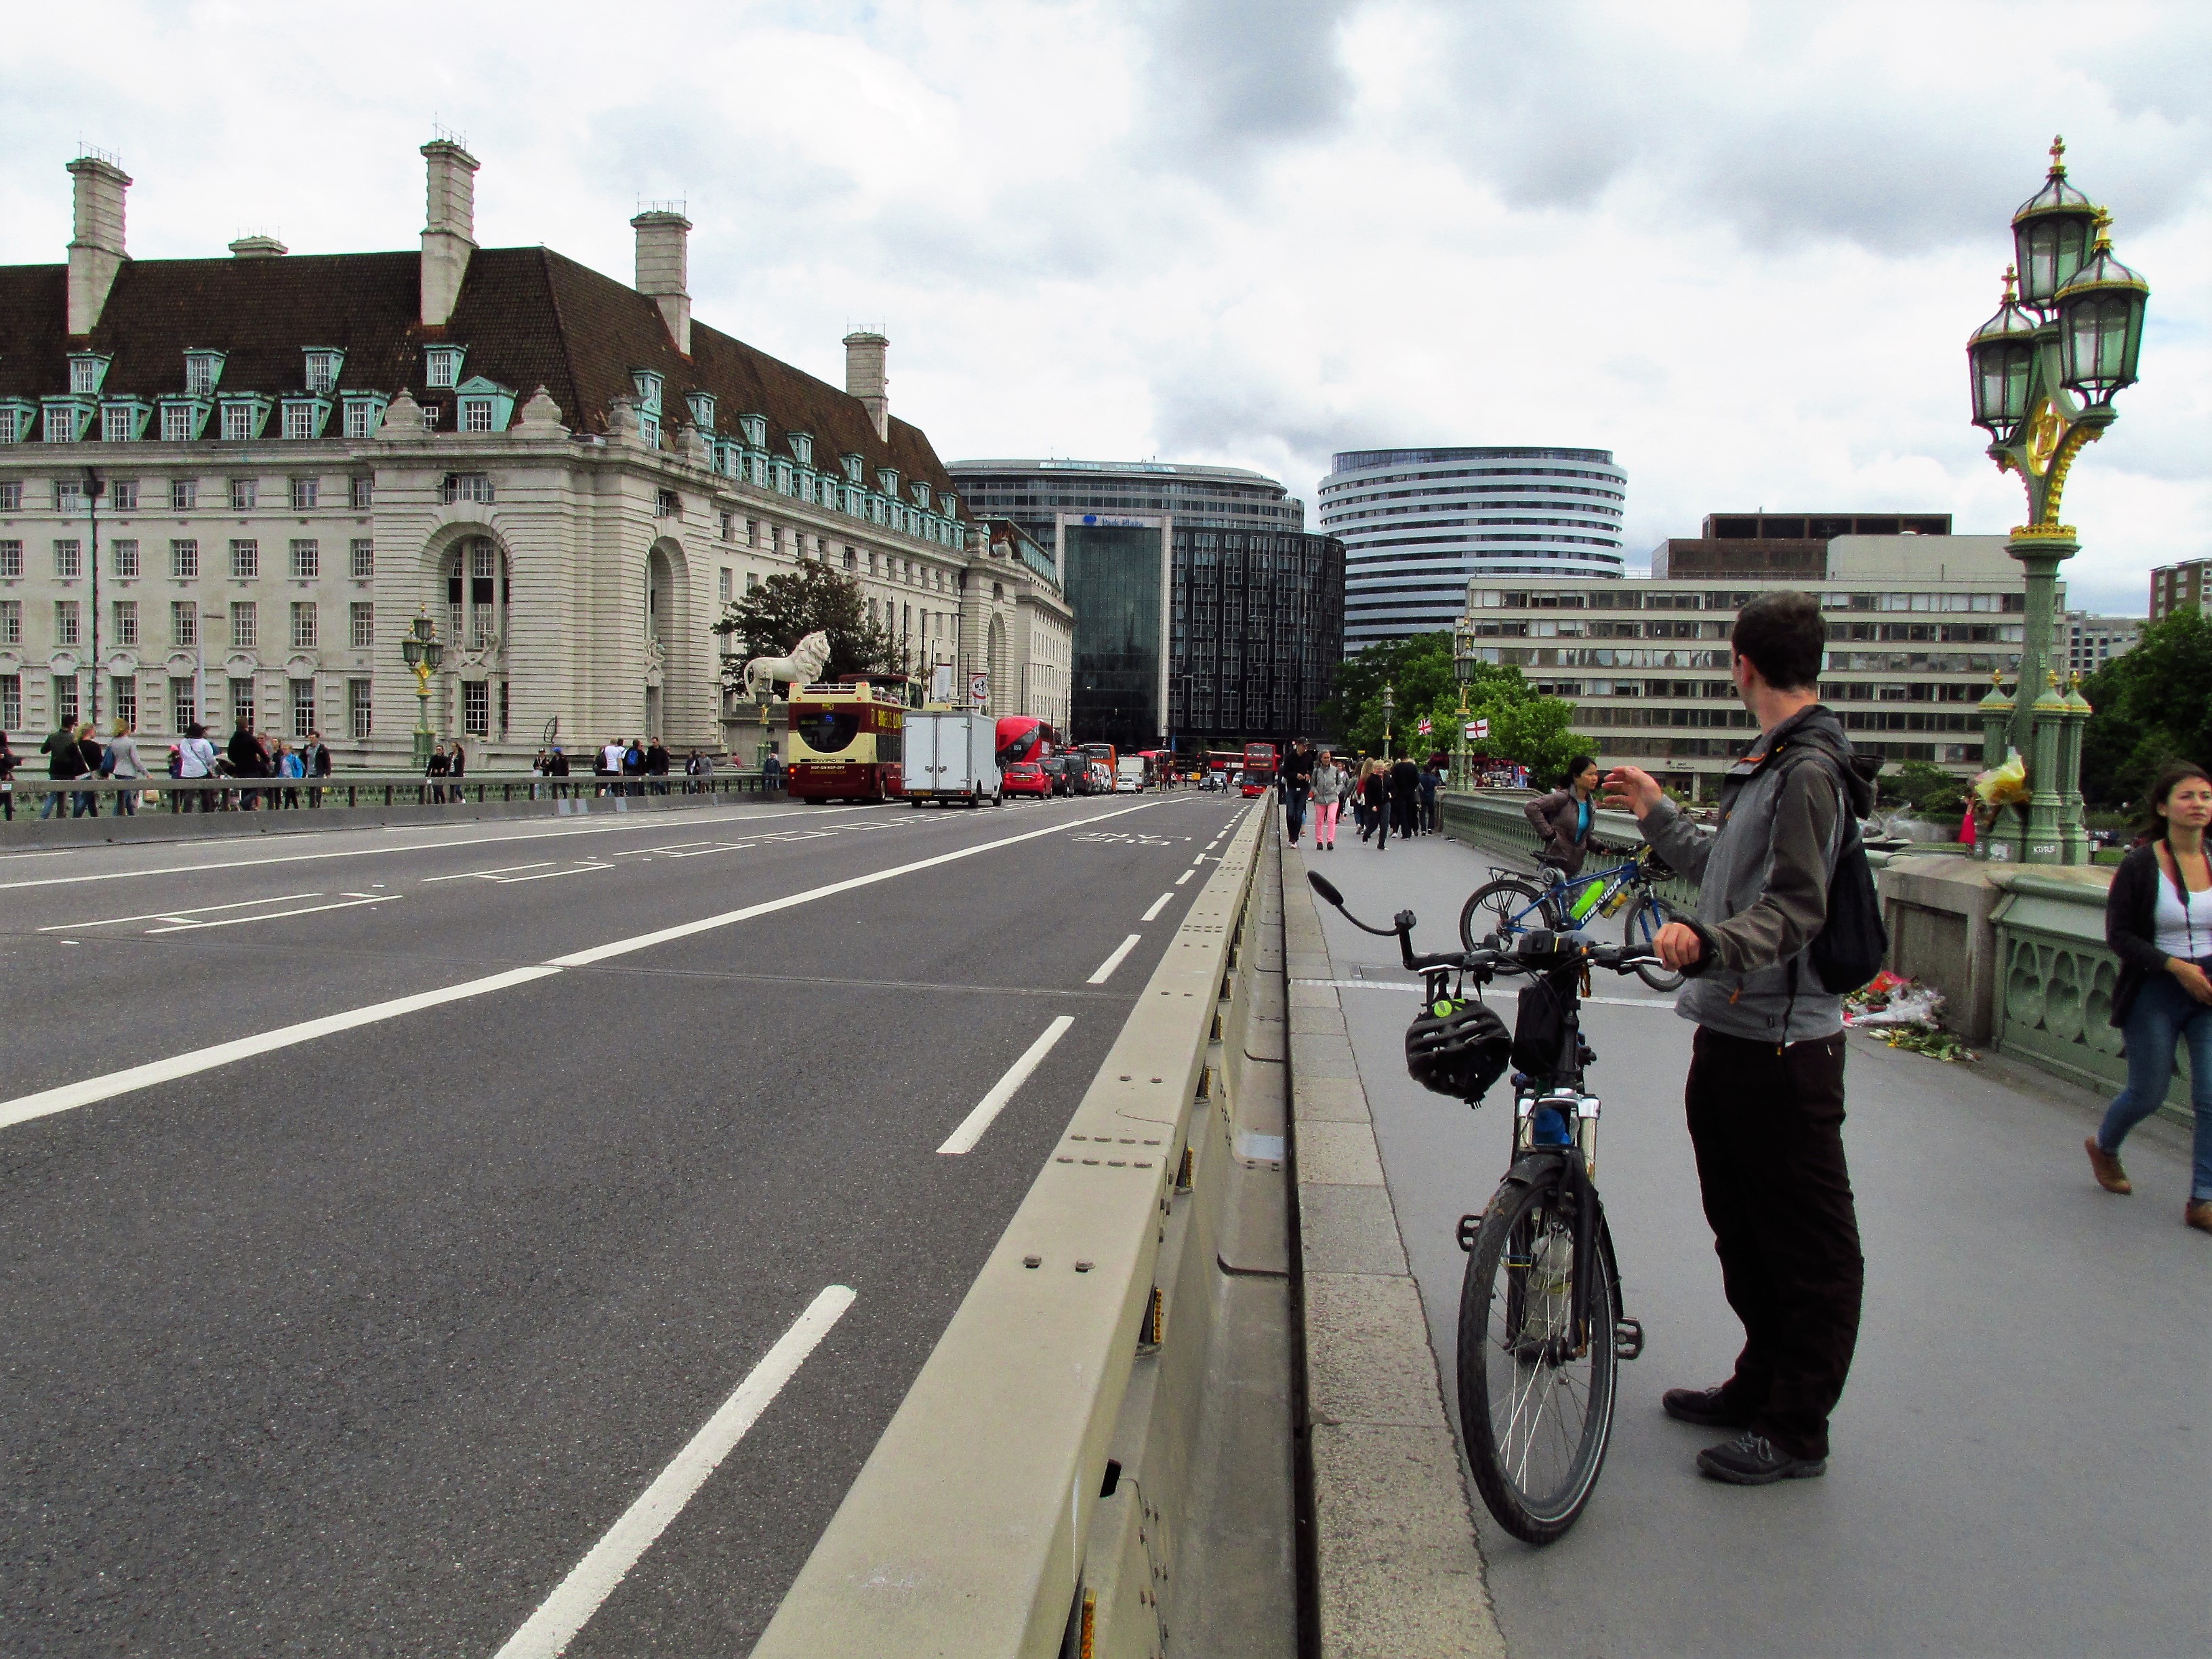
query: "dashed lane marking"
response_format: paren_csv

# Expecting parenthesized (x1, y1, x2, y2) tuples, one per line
(1141, 892, 1174, 922)
(936, 1017, 1077, 1155)
(1086, 934, 1143, 985)
(37, 892, 325, 931)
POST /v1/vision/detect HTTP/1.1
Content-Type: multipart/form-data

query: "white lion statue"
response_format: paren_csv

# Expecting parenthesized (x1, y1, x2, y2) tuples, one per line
(742, 630, 832, 698)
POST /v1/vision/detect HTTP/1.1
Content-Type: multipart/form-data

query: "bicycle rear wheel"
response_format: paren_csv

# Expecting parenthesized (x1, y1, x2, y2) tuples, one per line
(1459, 877, 1551, 953)
(1624, 895, 1686, 991)
(1456, 1170, 1621, 1544)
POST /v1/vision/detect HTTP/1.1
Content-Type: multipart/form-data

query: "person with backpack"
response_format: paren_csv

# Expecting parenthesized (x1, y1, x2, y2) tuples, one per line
(1603, 590, 1879, 1488)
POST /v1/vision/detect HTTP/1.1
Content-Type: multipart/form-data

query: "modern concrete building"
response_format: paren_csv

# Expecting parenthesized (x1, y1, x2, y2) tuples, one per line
(0, 140, 1054, 766)
(1461, 519, 2046, 798)
(1319, 446, 1626, 653)
(2148, 557, 2209, 621)
(2064, 611, 2142, 679)
(945, 457, 1304, 547)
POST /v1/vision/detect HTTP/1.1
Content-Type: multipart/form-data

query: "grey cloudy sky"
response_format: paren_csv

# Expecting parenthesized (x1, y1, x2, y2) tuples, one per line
(3, 0, 2204, 611)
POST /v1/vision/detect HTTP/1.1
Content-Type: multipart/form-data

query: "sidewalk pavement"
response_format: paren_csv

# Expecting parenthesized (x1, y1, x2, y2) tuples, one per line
(1289, 818, 2204, 1658)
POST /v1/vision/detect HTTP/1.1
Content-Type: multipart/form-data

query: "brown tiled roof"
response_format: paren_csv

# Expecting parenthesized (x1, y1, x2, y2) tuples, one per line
(0, 246, 960, 506)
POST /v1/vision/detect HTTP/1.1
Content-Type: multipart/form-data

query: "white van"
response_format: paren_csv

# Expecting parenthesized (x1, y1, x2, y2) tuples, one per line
(903, 711, 1002, 807)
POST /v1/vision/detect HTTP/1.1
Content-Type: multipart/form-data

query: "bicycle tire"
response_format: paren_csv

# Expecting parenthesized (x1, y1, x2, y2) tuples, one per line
(1624, 895, 1686, 992)
(1456, 1170, 1622, 1544)
(1459, 877, 1551, 953)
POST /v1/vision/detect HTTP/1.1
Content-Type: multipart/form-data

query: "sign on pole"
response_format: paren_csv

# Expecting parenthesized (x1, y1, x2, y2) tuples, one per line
(969, 671, 989, 709)
(929, 663, 954, 703)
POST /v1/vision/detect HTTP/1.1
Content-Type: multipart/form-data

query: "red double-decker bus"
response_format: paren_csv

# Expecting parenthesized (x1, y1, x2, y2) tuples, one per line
(995, 716, 1058, 767)
(1242, 742, 1279, 790)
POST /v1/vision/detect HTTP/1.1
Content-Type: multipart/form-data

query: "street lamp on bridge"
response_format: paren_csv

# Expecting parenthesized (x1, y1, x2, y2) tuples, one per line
(1967, 135, 2150, 865)
(401, 611, 445, 769)
(1452, 618, 1475, 791)
(1380, 681, 1393, 762)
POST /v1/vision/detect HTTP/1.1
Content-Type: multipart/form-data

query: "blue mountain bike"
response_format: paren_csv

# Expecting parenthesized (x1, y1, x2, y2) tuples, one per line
(1458, 846, 1687, 992)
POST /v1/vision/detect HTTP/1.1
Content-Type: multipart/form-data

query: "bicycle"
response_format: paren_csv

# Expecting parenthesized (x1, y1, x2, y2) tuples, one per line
(1309, 869, 1656, 1544)
(1458, 845, 1688, 993)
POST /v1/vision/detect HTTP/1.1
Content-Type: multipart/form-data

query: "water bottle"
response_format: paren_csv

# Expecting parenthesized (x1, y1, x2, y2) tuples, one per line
(1568, 882, 1603, 924)
(1530, 1104, 1573, 1147)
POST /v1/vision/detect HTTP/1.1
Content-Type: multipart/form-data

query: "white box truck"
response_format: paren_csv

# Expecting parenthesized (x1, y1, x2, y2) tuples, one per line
(903, 711, 1003, 807)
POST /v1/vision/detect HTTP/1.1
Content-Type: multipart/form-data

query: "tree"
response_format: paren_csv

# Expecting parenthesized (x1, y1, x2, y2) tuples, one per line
(712, 563, 900, 689)
(2078, 609, 2212, 808)
(1883, 758, 1966, 818)
(1319, 631, 1590, 782)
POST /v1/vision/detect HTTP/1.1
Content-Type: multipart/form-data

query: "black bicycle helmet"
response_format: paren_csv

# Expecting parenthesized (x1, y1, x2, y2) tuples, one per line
(1404, 996, 1514, 1103)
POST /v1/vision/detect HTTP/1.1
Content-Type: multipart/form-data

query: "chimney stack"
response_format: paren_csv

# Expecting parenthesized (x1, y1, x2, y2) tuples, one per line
(228, 233, 288, 258)
(631, 207, 693, 355)
(419, 136, 480, 329)
(843, 331, 888, 441)
(66, 153, 131, 337)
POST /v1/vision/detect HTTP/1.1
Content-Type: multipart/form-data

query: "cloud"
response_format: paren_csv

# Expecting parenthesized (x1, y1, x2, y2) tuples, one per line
(1139, 0, 1359, 167)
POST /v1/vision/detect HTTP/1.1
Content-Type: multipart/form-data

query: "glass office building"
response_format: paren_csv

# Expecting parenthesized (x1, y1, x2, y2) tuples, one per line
(948, 458, 1305, 546)
(1169, 525, 1343, 745)
(1063, 519, 1170, 752)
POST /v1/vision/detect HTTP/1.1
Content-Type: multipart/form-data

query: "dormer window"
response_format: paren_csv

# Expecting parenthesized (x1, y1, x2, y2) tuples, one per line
(739, 413, 767, 447)
(425, 346, 465, 389)
(303, 349, 345, 394)
(340, 392, 389, 440)
(184, 350, 226, 397)
(69, 354, 112, 396)
(686, 390, 716, 430)
(877, 467, 900, 497)
(841, 453, 865, 484)
(788, 432, 814, 467)
(631, 370, 663, 413)
(912, 481, 933, 510)
(454, 376, 515, 436)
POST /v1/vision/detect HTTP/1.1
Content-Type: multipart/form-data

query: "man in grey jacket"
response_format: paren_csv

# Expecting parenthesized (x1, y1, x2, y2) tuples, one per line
(1604, 591, 1873, 1487)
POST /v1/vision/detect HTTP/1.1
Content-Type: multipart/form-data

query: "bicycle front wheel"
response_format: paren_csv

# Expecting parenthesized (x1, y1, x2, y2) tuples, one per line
(1460, 877, 1551, 953)
(1624, 895, 1686, 991)
(1456, 1170, 1621, 1544)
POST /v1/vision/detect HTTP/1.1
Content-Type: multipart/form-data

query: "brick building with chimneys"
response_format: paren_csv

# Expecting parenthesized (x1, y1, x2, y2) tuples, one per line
(0, 138, 1069, 765)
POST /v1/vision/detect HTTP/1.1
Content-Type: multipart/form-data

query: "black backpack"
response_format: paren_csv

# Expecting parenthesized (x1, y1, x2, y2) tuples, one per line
(1771, 749, 1887, 994)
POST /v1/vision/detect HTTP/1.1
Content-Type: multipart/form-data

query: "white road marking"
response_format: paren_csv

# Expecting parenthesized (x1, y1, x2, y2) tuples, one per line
(1086, 934, 1143, 985)
(1141, 892, 1174, 922)
(37, 892, 324, 931)
(144, 895, 404, 935)
(420, 861, 556, 882)
(0, 800, 1166, 1132)
(936, 1016, 1076, 1155)
(1175, 869, 1194, 885)
(485, 864, 615, 884)
(491, 1285, 856, 1659)
(0, 803, 893, 893)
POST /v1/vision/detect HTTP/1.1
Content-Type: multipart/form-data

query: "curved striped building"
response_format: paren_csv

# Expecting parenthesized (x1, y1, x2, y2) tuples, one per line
(1318, 447, 1626, 652)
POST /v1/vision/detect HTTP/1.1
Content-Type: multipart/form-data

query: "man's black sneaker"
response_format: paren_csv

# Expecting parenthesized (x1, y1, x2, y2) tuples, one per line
(1695, 1431, 1826, 1485)
(1661, 1386, 1755, 1429)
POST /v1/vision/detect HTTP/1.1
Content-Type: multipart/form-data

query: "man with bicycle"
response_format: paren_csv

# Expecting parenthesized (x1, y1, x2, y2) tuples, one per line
(1603, 592, 1873, 1486)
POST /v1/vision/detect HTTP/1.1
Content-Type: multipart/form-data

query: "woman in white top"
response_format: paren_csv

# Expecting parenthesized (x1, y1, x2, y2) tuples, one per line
(176, 720, 220, 813)
(2087, 761, 2212, 1233)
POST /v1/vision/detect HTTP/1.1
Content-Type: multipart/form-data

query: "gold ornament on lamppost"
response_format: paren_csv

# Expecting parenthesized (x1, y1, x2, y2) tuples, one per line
(400, 611, 445, 769)
(1966, 136, 2148, 865)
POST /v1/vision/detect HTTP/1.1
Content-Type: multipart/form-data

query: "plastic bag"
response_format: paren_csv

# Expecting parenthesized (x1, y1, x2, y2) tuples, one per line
(1972, 748, 2029, 808)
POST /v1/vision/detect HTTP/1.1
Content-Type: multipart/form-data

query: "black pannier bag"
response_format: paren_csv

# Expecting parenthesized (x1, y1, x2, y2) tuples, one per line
(1510, 976, 1571, 1078)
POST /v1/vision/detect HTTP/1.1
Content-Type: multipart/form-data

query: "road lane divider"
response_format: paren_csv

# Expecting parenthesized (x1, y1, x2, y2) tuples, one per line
(492, 1285, 857, 1659)
(937, 1017, 1078, 1155)
(35, 892, 325, 930)
(0, 800, 1171, 1134)
(1141, 892, 1174, 922)
(1174, 869, 1195, 885)
(141, 894, 403, 935)
(1084, 935, 1143, 985)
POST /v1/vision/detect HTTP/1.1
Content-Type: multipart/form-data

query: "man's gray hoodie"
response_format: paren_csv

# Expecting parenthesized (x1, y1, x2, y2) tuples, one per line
(1637, 705, 1877, 1045)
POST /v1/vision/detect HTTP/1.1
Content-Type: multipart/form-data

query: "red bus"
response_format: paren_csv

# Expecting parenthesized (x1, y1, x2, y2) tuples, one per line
(995, 716, 1058, 767)
(787, 680, 905, 802)
(1243, 742, 1279, 785)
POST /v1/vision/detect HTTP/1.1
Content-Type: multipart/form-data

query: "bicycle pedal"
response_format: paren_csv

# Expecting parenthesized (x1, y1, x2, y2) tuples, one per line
(1614, 1317, 1645, 1361)
(1456, 1214, 1481, 1253)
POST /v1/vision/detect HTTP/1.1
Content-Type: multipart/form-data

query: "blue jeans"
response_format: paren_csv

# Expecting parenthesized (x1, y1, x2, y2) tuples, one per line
(1285, 784, 1309, 841)
(2097, 970, 2212, 1202)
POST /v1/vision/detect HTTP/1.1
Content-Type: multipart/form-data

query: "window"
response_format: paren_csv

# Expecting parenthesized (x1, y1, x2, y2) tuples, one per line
(171, 600, 197, 646)
(350, 539, 373, 578)
(304, 350, 342, 394)
(112, 600, 138, 645)
(230, 539, 258, 578)
(221, 404, 255, 442)
(655, 489, 680, 518)
(170, 478, 197, 511)
(290, 478, 319, 510)
(290, 602, 316, 648)
(461, 398, 495, 434)
(718, 567, 733, 602)
(160, 405, 194, 443)
(111, 676, 137, 729)
(638, 414, 659, 448)
(0, 600, 18, 644)
(282, 404, 315, 441)
(349, 477, 372, 510)
(43, 405, 83, 443)
(169, 677, 197, 732)
(349, 678, 372, 738)
(290, 539, 319, 578)
(745, 571, 759, 591)
(0, 482, 18, 510)
(184, 354, 219, 396)
(440, 473, 493, 504)
(343, 401, 377, 439)
(54, 673, 79, 726)
(291, 678, 315, 738)
(229, 601, 257, 647)
(229, 677, 254, 729)
(112, 538, 139, 578)
(170, 538, 199, 578)
(350, 601, 374, 648)
(0, 411, 19, 445)
(56, 600, 81, 644)
(71, 358, 103, 395)
(110, 480, 137, 511)
(719, 511, 735, 542)
(463, 680, 489, 735)
(229, 478, 256, 511)
(426, 348, 462, 388)
(421, 403, 441, 430)
(103, 405, 138, 443)
(0, 541, 19, 578)
(3, 675, 20, 729)
(54, 539, 82, 579)
(55, 479, 84, 512)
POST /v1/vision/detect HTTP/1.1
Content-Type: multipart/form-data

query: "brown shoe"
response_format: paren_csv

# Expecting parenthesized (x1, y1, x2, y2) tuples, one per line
(2187, 1200, 2212, 1234)
(2085, 1136, 2132, 1195)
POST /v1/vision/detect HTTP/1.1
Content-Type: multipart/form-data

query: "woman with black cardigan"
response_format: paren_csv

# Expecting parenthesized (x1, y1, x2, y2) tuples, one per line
(2087, 761, 2212, 1233)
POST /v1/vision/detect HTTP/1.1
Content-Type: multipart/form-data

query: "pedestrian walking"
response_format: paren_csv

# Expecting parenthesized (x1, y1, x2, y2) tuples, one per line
(2085, 760, 2212, 1233)
(276, 741, 305, 808)
(764, 750, 785, 794)
(646, 738, 671, 795)
(0, 731, 18, 821)
(38, 718, 80, 819)
(1361, 760, 1390, 853)
(300, 729, 331, 808)
(426, 742, 450, 803)
(104, 720, 146, 816)
(449, 740, 467, 802)
(228, 716, 267, 811)
(1282, 739, 1314, 846)
(73, 723, 105, 817)
(1419, 758, 1442, 834)
(623, 738, 647, 797)
(1310, 749, 1344, 851)
(1525, 756, 1604, 878)
(600, 737, 624, 796)
(177, 722, 218, 813)
(1389, 754, 1420, 840)
(1603, 591, 1875, 1485)
(548, 745, 571, 779)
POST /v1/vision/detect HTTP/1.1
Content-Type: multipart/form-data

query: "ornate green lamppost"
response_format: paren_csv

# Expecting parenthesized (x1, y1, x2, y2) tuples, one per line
(1452, 618, 1475, 790)
(1967, 136, 2149, 864)
(401, 611, 445, 769)
(1380, 681, 1394, 762)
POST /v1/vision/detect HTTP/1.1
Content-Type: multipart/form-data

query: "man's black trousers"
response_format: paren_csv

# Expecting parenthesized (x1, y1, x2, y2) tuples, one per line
(1684, 1026, 1864, 1460)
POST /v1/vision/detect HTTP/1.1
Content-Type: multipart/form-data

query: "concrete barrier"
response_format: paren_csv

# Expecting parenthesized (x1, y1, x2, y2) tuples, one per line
(753, 804, 1271, 1658)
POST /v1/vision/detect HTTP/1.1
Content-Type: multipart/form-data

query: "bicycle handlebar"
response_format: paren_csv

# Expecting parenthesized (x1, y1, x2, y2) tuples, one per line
(1307, 870, 1661, 979)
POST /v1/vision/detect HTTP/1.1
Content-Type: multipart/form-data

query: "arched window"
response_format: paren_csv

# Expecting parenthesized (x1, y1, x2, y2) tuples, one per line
(445, 536, 508, 649)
